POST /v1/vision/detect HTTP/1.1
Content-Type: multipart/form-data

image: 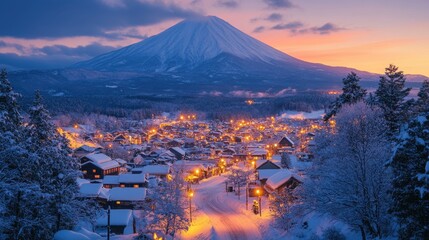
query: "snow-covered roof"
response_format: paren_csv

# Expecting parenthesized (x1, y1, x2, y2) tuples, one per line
(85, 153, 112, 164)
(92, 160, 120, 170)
(79, 183, 103, 197)
(138, 165, 170, 175)
(171, 147, 186, 156)
(108, 187, 146, 201)
(103, 175, 119, 185)
(115, 158, 127, 165)
(265, 169, 302, 190)
(258, 169, 282, 180)
(96, 209, 133, 226)
(118, 173, 146, 183)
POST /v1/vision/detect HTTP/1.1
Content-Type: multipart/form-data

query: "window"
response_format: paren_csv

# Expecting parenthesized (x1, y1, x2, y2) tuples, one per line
(120, 184, 125, 188)
(133, 184, 139, 188)
(94, 175, 100, 179)
(116, 201, 121, 205)
(92, 169, 96, 173)
(83, 170, 87, 174)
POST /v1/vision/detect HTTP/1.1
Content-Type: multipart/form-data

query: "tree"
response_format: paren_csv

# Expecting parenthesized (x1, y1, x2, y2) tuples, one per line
(0, 69, 22, 133)
(415, 79, 429, 114)
(281, 152, 292, 169)
(375, 64, 411, 136)
(144, 173, 189, 237)
(226, 168, 251, 199)
(324, 72, 367, 121)
(269, 187, 296, 230)
(26, 91, 89, 236)
(389, 114, 429, 239)
(303, 102, 393, 239)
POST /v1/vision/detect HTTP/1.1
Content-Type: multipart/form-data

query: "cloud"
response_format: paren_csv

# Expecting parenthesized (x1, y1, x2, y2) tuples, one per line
(272, 21, 303, 30)
(263, 0, 294, 9)
(0, 0, 200, 39)
(216, 0, 239, 8)
(310, 23, 345, 35)
(0, 43, 119, 70)
(253, 26, 266, 33)
(265, 13, 283, 22)
(228, 88, 296, 98)
(271, 21, 345, 35)
(37, 43, 117, 58)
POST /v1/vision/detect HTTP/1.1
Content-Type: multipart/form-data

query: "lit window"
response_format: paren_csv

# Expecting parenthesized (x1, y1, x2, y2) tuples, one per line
(133, 184, 139, 188)
(120, 184, 125, 188)
(94, 175, 100, 179)
(92, 169, 96, 173)
(116, 201, 121, 205)
(83, 170, 87, 174)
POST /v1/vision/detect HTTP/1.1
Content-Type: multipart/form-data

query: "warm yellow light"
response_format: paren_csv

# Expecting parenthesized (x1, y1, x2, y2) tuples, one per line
(256, 189, 260, 195)
(189, 191, 194, 197)
(195, 169, 199, 174)
(73, 124, 78, 129)
(116, 201, 121, 205)
(274, 144, 278, 147)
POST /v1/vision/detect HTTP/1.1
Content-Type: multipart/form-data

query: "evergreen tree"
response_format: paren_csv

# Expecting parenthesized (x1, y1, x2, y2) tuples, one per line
(0, 69, 22, 133)
(415, 80, 429, 114)
(269, 187, 296, 230)
(281, 152, 292, 169)
(390, 114, 429, 239)
(324, 72, 367, 121)
(26, 91, 89, 236)
(375, 64, 411, 136)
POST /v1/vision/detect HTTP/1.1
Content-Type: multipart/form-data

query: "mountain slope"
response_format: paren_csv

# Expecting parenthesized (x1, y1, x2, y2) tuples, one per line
(74, 16, 305, 72)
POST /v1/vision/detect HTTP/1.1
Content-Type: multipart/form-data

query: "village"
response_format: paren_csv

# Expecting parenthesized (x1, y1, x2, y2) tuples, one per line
(58, 112, 331, 238)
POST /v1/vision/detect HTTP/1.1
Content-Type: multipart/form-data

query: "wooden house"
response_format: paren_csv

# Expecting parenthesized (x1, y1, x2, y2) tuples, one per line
(96, 209, 136, 235)
(81, 153, 120, 180)
(264, 169, 302, 194)
(108, 187, 146, 209)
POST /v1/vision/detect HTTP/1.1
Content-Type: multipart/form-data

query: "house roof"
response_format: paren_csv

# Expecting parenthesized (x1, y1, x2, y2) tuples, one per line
(108, 187, 146, 201)
(84, 159, 120, 170)
(96, 209, 133, 226)
(257, 169, 282, 180)
(79, 183, 103, 197)
(118, 173, 146, 183)
(85, 153, 112, 164)
(170, 147, 186, 156)
(265, 169, 302, 191)
(137, 165, 170, 175)
(103, 175, 119, 185)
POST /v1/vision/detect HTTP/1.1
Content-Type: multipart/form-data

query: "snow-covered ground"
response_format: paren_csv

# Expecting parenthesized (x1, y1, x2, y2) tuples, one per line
(178, 175, 280, 240)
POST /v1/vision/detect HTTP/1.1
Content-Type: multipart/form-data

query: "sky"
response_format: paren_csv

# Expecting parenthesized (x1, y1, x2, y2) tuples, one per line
(0, 0, 428, 76)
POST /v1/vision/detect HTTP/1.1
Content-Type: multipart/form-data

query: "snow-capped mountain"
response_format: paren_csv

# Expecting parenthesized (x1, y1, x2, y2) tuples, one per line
(74, 16, 316, 73)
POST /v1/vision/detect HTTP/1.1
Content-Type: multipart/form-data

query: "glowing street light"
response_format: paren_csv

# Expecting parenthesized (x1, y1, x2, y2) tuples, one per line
(188, 190, 194, 223)
(256, 188, 262, 216)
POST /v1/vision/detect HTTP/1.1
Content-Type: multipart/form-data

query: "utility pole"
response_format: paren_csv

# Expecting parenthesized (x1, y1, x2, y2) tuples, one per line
(107, 205, 111, 240)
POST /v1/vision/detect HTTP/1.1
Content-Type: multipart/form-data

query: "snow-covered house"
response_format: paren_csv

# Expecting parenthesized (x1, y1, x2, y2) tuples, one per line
(255, 160, 281, 170)
(108, 187, 146, 209)
(169, 147, 186, 160)
(81, 153, 120, 180)
(78, 183, 108, 199)
(96, 209, 136, 235)
(257, 169, 282, 185)
(132, 165, 171, 179)
(277, 135, 295, 148)
(102, 173, 147, 188)
(264, 169, 302, 194)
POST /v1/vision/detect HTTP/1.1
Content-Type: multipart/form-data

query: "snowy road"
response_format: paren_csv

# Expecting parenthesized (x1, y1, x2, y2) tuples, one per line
(180, 175, 264, 240)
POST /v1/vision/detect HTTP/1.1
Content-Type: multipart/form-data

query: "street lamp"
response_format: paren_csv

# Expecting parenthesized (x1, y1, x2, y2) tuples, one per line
(188, 190, 194, 223)
(256, 189, 262, 216)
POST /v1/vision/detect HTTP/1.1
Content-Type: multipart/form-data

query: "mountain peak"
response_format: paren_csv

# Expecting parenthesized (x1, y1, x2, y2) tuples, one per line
(74, 16, 299, 72)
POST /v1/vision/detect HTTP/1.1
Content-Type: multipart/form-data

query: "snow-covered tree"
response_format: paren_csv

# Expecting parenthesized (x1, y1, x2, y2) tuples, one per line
(415, 79, 429, 114)
(281, 152, 292, 169)
(26, 91, 89, 236)
(324, 72, 367, 121)
(0, 69, 22, 133)
(303, 102, 393, 239)
(226, 168, 251, 199)
(144, 172, 189, 237)
(390, 114, 429, 239)
(269, 187, 296, 230)
(375, 64, 411, 136)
